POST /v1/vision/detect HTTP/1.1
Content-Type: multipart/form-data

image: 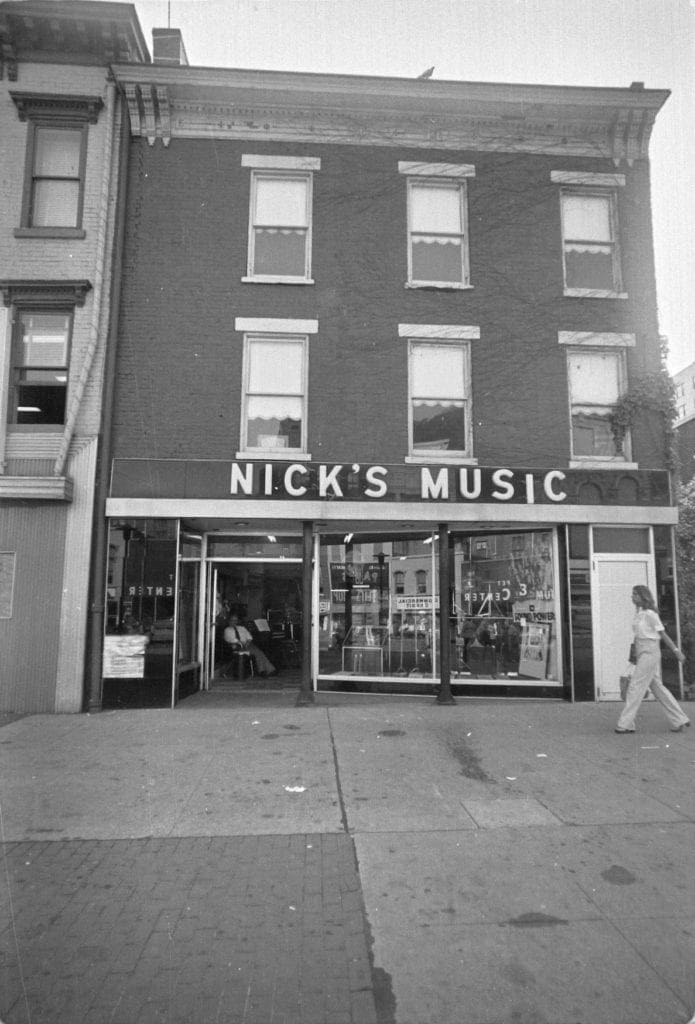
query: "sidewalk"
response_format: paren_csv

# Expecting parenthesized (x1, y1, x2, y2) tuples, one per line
(0, 694, 693, 1024)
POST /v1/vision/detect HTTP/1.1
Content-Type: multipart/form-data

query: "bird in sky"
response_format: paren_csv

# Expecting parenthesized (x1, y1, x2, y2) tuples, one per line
(417, 66, 435, 79)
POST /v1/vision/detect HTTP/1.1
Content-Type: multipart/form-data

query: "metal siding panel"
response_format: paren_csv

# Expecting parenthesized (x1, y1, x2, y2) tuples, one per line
(0, 505, 66, 712)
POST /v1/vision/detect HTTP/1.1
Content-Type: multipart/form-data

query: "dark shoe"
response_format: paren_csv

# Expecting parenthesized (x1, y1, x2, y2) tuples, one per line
(670, 723, 688, 732)
(615, 728, 635, 734)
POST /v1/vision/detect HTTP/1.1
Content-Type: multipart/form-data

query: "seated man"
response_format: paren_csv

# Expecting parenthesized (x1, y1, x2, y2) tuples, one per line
(223, 614, 276, 676)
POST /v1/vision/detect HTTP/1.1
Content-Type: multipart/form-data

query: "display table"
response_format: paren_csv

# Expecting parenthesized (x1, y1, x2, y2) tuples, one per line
(342, 645, 384, 675)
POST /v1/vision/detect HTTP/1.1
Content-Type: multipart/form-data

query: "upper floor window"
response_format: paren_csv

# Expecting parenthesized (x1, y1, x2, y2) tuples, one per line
(235, 317, 318, 459)
(11, 92, 103, 238)
(242, 155, 320, 284)
(0, 279, 91, 430)
(409, 341, 471, 456)
(551, 171, 626, 298)
(393, 571, 405, 595)
(399, 162, 475, 289)
(400, 324, 478, 462)
(560, 332, 635, 464)
(415, 570, 428, 595)
(10, 310, 72, 425)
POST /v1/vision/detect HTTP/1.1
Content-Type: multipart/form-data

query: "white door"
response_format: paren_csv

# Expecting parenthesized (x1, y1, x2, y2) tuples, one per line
(592, 555, 654, 700)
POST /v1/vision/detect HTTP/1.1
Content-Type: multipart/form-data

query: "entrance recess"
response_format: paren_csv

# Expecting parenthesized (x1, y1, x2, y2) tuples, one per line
(202, 535, 303, 690)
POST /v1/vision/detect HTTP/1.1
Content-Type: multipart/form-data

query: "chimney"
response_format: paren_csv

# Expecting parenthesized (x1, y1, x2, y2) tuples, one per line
(152, 28, 188, 66)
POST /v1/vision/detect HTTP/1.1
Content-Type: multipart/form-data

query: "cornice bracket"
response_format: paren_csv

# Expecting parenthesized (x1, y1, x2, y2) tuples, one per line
(121, 82, 171, 146)
(610, 106, 654, 166)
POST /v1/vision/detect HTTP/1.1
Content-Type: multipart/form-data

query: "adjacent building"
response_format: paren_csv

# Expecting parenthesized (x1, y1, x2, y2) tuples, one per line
(0, 1, 148, 711)
(674, 360, 695, 484)
(98, 45, 680, 709)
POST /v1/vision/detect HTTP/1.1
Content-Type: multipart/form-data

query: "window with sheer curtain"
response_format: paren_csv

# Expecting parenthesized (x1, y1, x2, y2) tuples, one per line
(247, 172, 312, 280)
(408, 341, 471, 456)
(241, 335, 307, 453)
(560, 191, 622, 294)
(406, 179, 469, 286)
(567, 348, 626, 459)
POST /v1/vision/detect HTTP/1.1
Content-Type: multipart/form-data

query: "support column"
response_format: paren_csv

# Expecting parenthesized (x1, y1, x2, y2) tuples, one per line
(436, 522, 455, 705)
(297, 520, 315, 705)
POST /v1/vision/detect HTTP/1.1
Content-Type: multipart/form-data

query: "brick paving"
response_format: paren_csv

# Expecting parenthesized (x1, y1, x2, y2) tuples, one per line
(0, 834, 378, 1024)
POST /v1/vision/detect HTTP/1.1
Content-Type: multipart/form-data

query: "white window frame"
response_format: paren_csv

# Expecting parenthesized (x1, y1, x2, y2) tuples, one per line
(551, 171, 626, 299)
(235, 317, 317, 460)
(400, 324, 478, 464)
(241, 155, 320, 285)
(559, 332, 636, 468)
(399, 162, 475, 290)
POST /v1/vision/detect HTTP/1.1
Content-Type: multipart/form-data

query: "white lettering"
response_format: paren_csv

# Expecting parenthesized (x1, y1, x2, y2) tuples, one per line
(544, 470, 567, 502)
(128, 586, 136, 596)
(285, 464, 308, 497)
(525, 473, 535, 504)
(155, 587, 164, 596)
(491, 468, 514, 501)
(166, 587, 173, 597)
(230, 463, 253, 495)
(319, 465, 344, 497)
(421, 467, 449, 499)
(458, 468, 482, 499)
(263, 463, 273, 496)
(364, 465, 388, 498)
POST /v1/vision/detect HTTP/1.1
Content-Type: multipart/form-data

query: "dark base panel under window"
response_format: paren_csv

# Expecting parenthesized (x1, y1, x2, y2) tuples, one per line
(102, 676, 171, 709)
(317, 679, 566, 699)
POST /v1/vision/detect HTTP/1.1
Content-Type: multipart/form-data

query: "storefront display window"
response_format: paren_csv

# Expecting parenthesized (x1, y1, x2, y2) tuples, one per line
(317, 528, 562, 688)
(452, 530, 561, 684)
(318, 533, 439, 682)
(103, 519, 177, 706)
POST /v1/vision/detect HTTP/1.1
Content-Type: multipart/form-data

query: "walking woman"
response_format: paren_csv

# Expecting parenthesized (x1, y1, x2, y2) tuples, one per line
(616, 585, 690, 734)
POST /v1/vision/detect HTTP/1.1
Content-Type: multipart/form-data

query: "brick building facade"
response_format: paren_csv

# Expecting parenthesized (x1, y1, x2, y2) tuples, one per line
(93, 45, 682, 710)
(0, 2, 147, 712)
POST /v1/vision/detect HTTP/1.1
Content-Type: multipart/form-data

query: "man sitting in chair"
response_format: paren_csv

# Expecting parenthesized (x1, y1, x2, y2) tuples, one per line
(223, 614, 276, 676)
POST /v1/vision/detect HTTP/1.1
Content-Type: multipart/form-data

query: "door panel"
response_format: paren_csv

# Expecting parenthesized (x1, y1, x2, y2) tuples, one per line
(592, 556, 652, 700)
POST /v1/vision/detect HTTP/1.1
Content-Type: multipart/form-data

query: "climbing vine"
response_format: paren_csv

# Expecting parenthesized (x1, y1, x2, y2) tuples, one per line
(610, 367, 678, 472)
(676, 479, 695, 696)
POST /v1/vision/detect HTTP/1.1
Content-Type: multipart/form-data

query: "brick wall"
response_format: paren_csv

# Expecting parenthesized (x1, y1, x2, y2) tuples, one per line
(112, 137, 664, 469)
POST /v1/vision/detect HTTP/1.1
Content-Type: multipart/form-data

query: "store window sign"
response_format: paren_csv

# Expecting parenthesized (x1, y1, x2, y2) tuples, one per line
(230, 462, 568, 503)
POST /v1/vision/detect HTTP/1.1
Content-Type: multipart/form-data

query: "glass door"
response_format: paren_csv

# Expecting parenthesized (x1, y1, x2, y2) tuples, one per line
(172, 531, 202, 707)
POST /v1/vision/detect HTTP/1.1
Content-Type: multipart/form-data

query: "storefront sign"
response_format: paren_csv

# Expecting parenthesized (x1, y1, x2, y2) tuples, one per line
(519, 623, 551, 680)
(102, 635, 149, 678)
(110, 458, 671, 507)
(395, 594, 441, 611)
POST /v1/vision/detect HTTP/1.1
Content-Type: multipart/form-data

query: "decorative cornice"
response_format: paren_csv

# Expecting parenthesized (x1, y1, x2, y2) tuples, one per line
(0, 4, 149, 72)
(0, 280, 92, 307)
(10, 91, 104, 124)
(112, 67, 669, 164)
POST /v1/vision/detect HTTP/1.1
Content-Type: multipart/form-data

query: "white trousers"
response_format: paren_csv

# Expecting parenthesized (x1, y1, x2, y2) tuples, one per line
(617, 646, 689, 731)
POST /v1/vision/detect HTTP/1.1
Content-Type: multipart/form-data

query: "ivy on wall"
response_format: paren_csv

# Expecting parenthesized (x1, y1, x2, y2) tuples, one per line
(610, 367, 678, 472)
(676, 479, 695, 696)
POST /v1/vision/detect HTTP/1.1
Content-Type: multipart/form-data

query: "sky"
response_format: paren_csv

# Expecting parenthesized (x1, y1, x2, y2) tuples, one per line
(128, 0, 694, 374)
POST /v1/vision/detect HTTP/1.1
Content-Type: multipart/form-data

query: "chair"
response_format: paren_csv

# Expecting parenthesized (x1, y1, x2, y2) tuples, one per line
(221, 641, 255, 679)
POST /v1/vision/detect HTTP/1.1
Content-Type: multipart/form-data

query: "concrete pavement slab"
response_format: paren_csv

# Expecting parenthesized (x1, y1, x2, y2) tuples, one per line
(1, 695, 694, 1024)
(0, 709, 343, 840)
(354, 826, 695, 1024)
